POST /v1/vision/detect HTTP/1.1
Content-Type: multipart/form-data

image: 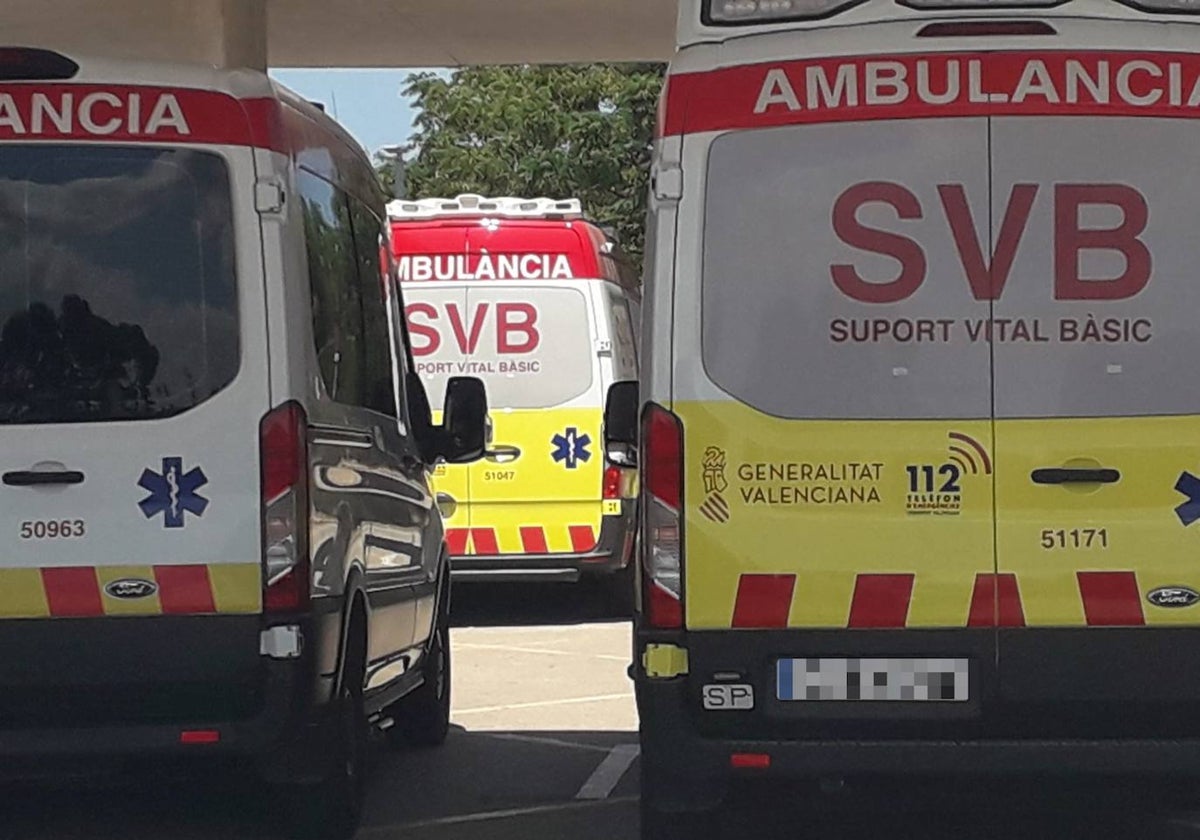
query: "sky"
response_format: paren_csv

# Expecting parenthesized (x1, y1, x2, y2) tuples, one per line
(269, 68, 446, 157)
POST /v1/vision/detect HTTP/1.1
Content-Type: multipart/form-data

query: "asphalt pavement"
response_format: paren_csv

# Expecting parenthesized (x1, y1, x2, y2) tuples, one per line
(5, 583, 1200, 840)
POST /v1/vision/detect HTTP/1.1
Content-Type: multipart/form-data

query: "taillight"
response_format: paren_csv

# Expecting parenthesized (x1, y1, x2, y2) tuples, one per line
(260, 402, 310, 613)
(603, 465, 622, 501)
(641, 403, 683, 629)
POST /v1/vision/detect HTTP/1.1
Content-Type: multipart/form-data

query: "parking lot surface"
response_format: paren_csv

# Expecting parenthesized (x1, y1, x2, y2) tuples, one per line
(6, 584, 1200, 840)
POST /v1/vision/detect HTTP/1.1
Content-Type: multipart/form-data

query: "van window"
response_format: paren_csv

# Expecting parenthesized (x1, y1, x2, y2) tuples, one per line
(0, 146, 239, 424)
(407, 285, 594, 410)
(348, 200, 397, 417)
(299, 170, 366, 408)
(701, 124, 992, 421)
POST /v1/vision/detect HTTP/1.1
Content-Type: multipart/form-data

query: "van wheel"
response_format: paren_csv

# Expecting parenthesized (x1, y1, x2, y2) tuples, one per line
(281, 658, 368, 840)
(386, 606, 451, 749)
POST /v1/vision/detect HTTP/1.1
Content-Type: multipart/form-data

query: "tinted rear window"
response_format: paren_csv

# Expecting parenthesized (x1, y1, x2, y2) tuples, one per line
(0, 146, 239, 424)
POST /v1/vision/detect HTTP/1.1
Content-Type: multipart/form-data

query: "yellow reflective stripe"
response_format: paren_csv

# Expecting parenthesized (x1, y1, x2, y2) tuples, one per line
(208, 564, 263, 614)
(0, 569, 49, 618)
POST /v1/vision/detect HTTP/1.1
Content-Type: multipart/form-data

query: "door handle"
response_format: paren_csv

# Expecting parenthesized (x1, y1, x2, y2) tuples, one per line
(3, 470, 85, 486)
(1031, 468, 1120, 485)
(484, 445, 522, 463)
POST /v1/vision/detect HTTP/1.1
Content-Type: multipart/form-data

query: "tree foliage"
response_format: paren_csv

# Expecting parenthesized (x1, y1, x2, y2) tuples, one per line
(381, 64, 665, 262)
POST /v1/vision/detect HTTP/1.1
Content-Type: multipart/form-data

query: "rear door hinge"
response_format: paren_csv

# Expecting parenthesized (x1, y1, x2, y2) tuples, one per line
(652, 164, 683, 202)
(255, 179, 286, 214)
(642, 643, 689, 679)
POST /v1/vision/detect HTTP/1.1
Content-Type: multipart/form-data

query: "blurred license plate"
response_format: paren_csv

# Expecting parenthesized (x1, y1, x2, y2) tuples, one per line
(777, 658, 969, 702)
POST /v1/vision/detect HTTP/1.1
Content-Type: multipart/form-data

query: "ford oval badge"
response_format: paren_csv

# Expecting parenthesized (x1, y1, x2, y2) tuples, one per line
(104, 578, 158, 600)
(1147, 586, 1200, 608)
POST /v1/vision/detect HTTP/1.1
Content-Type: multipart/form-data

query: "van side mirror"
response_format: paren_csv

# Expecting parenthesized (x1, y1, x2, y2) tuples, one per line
(604, 381, 638, 467)
(438, 376, 488, 464)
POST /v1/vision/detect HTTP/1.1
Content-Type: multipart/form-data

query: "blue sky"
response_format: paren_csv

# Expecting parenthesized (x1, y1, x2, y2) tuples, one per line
(269, 68, 446, 156)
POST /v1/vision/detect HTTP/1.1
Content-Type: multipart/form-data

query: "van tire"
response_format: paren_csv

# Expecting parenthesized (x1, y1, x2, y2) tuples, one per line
(280, 620, 368, 840)
(386, 601, 451, 748)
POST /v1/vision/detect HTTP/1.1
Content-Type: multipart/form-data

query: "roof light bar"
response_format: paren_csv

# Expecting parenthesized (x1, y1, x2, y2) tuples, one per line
(388, 193, 583, 221)
(704, 0, 864, 23)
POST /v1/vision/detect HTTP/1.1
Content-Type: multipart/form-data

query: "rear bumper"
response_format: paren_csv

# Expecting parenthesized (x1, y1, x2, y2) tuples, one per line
(0, 606, 343, 780)
(638, 626, 1200, 811)
(639, 677, 1200, 812)
(451, 507, 635, 583)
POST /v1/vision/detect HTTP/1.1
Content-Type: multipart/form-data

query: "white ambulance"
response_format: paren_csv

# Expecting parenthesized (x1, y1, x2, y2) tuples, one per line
(391, 195, 640, 606)
(0, 48, 485, 838)
(607, 1, 1200, 837)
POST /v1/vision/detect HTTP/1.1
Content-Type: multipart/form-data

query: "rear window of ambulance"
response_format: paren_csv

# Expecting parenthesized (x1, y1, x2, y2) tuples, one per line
(701, 124, 992, 421)
(0, 146, 238, 424)
(405, 285, 593, 410)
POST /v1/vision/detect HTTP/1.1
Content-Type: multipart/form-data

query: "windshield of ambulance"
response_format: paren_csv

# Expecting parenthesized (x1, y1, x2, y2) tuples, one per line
(0, 146, 239, 425)
(404, 284, 593, 410)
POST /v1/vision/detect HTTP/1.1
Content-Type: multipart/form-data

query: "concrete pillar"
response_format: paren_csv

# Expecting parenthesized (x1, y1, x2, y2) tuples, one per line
(3, 0, 268, 70)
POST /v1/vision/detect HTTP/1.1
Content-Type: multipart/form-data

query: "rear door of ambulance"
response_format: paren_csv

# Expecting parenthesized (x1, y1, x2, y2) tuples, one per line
(673, 53, 997, 735)
(0, 95, 268, 725)
(462, 224, 607, 560)
(990, 47, 1200, 735)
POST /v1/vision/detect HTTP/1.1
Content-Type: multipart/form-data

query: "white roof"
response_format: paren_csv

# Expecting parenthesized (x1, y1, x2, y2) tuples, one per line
(387, 193, 584, 220)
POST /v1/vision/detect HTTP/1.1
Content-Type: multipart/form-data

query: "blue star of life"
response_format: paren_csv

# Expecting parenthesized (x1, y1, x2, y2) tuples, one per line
(138, 457, 209, 529)
(1175, 470, 1200, 527)
(551, 427, 592, 470)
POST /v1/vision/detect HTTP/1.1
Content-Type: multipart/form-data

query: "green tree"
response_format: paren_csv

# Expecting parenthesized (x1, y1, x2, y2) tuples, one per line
(381, 64, 664, 262)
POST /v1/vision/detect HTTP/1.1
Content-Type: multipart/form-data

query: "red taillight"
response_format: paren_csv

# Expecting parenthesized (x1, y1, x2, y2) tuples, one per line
(644, 406, 681, 510)
(260, 402, 310, 613)
(180, 729, 221, 745)
(603, 465, 622, 500)
(641, 403, 683, 630)
(730, 753, 771, 770)
(261, 402, 305, 504)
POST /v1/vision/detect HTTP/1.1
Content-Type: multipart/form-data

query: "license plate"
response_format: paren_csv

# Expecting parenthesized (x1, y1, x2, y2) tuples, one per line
(777, 658, 969, 702)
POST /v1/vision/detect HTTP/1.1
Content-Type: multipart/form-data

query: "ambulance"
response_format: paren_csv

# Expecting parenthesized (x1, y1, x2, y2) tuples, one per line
(390, 195, 640, 602)
(0, 48, 486, 838)
(608, 1, 1200, 836)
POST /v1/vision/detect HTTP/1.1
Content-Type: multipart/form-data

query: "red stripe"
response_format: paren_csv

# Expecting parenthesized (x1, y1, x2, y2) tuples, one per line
(967, 573, 1025, 628)
(520, 527, 549, 554)
(41, 567, 102, 617)
(471, 528, 500, 556)
(731, 574, 795, 629)
(445, 528, 469, 556)
(569, 525, 597, 553)
(1078, 571, 1145, 626)
(664, 51, 1200, 137)
(154, 565, 216, 615)
(0, 85, 284, 151)
(848, 574, 914, 628)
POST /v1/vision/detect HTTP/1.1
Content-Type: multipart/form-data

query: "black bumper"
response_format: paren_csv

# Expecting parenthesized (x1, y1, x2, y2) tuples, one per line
(0, 608, 342, 780)
(638, 627, 1200, 811)
(451, 508, 635, 583)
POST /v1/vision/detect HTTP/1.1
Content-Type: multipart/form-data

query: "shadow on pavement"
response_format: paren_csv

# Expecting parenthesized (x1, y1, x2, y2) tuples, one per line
(450, 580, 630, 628)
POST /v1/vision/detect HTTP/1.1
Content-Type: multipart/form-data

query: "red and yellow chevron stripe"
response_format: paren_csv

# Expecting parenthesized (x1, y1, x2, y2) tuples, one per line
(729, 570, 1157, 629)
(446, 525, 599, 557)
(0, 564, 262, 619)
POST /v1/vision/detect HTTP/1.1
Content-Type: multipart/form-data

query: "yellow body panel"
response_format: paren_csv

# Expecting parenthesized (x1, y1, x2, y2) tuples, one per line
(440, 407, 615, 555)
(678, 401, 994, 630)
(996, 416, 1200, 627)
